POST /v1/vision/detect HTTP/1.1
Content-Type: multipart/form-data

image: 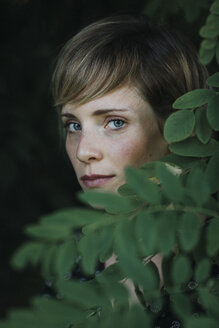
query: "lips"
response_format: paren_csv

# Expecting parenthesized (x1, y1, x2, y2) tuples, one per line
(80, 174, 115, 188)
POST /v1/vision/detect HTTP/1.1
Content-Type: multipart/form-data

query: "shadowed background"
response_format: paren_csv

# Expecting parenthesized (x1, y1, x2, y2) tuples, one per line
(0, 0, 210, 318)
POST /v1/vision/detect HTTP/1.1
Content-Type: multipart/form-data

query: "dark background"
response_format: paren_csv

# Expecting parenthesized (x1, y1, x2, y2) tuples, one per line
(0, 0, 210, 318)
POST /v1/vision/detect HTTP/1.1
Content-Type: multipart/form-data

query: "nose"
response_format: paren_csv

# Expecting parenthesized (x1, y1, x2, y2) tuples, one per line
(76, 131, 103, 164)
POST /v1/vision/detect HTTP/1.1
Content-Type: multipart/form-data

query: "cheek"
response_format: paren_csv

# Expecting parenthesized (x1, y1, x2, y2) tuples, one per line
(65, 138, 78, 167)
(110, 126, 166, 168)
(110, 136, 150, 167)
(126, 141, 150, 166)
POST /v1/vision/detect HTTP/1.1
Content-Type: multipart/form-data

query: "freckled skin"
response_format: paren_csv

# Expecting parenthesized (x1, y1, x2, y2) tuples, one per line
(61, 85, 168, 192)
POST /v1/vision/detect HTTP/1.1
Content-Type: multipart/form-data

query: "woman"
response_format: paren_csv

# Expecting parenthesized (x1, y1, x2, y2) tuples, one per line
(52, 14, 207, 195)
(52, 14, 208, 325)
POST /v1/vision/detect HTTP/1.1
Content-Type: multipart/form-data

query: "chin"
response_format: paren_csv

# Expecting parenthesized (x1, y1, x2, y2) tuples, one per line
(80, 182, 121, 194)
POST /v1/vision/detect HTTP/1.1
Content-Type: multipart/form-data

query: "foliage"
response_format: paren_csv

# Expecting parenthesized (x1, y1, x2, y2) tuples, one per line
(1, 1, 219, 327)
(199, 1, 219, 65)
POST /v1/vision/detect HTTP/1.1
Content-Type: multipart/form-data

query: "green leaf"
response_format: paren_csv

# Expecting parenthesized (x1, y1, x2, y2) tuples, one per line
(206, 20, 219, 32)
(55, 239, 77, 279)
(172, 255, 192, 285)
(56, 279, 105, 308)
(195, 106, 212, 144)
(206, 218, 219, 256)
(125, 166, 159, 204)
(96, 263, 125, 284)
(96, 265, 129, 306)
(210, 0, 219, 14)
(115, 220, 159, 291)
(205, 151, 219, 193)
(156, 212, 177, 256)
(173, 89, 215, 109)
(32, 297, 85, 325)
(169, 137, 219, 157)
(195, 258, 211, 283)
(206, 17, 219, 30)
(78, 231, 100, 275)
(171, 293, 192, 320)
(41, 244, 58, 280)
(156, 162, 183, 202)
(97, 225, 114, 262)
(99, 311, 126, 328)
(140, 161, 157, 177)
(200, 25, 219, 39)
(81, 225, 113, 270)
(115, 219, 138, 261)
(207, 93, 219, 131)
(41, 207, 106, 229)
(164, 110, 195, 142)
(199, 288, 219, 319)
(199, 46, 215, 65)
(25, 224, 70, 241)
(201, 38, 217, 50)
(81, 214, 114, 234)
(117, 184, 144, 209)
(100, 281, 129, 309)
(118, 183, 139, 198)
(159, 153, 199, 169)
(78, 191, 136, 213)
(179, 212, 201, 252)
(206, 72, 219, 87)
(8, 310, 41, 328)
(187, 167, 211, 206)
(207, 13, 219, 25)
(11, 242, 44, 270)
(7, 308, 62, 328)
(136, 211, 158, 256)
(187, 316, 218, 328)
(0, 321, 10, 328)
(9, 310, 34, 325)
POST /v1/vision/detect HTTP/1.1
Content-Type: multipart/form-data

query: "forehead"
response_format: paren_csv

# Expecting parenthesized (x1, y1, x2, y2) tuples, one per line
(61, 85, 155, 118)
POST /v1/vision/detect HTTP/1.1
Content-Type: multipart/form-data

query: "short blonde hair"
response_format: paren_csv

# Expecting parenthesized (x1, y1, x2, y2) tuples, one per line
(52, 15, 208, 120)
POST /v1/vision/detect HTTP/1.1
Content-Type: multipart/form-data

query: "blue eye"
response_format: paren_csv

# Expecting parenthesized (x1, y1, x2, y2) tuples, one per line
(67, 122, 81, 132)
(108, 119, 125, 129)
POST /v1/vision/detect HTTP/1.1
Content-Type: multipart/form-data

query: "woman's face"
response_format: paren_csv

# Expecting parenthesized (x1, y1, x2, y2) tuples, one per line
(61, 85, 168, 192)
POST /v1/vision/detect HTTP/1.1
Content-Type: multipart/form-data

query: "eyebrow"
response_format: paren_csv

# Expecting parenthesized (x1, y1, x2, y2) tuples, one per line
(61, 108, 129, 119)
